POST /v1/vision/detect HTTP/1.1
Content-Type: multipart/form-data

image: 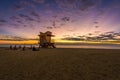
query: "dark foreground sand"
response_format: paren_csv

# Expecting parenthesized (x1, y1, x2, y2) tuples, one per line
(0, 48, 120, 80)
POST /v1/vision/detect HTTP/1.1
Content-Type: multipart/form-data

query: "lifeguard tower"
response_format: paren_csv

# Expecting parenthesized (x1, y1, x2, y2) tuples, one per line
(38, 31, 56, 48)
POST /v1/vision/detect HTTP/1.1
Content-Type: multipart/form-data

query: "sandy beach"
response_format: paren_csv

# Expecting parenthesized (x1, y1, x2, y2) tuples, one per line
(0, 48, 120, 80)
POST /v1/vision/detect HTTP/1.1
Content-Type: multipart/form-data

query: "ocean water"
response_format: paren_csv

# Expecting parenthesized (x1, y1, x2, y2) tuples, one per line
(57, 44, 120, 49)
(0, 44, 120, 49)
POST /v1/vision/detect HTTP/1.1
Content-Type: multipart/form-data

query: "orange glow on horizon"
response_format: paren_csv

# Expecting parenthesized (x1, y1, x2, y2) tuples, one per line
(0, 40, 38, 45)
(0, 39, 120, 45)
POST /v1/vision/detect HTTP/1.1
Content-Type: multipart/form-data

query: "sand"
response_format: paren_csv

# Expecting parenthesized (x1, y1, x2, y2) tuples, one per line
(0, 48, 120, 80)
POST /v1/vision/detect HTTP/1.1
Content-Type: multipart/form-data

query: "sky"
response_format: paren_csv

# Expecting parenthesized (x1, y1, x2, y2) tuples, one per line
(0, 0, 120, 44)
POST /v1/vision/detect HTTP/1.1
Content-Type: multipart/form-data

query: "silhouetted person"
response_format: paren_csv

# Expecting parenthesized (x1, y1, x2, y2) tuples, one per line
(39, 45, 41, 48)
(22, 45, 26, 51)
(13, 45, 17, 50)
(18, 45, 21, 49)
(10, 45, 12, 50)
(32, 46, 37, 51)
(30, 45, 33, 49)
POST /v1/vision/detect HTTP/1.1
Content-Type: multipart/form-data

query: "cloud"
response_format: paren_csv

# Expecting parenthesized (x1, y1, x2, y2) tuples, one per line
(18, 14, 35, 21)
(19, 14, 30, 18)
(0, 24, 4, 26)
(0, 19, 8, 26)
(10, 23, 19, 27)
(62, 31, 120, 41)
(0, 19, 7, 23)
(62, 37, 83, 41)
(10, 16, 20, 21)
(29, 11, 41, 22)
(55, 0, 76, 11)
(0, 34, 38, 41)
(0, 34, 26, 41)
(55, 0, 101, 11)
(85, 32, 120, 41)
(46, 26, 53, 29)
(76, 0, 96, 11)
(13, 0, 37, 12)
(14, 4, 25, 11)
(94, 21, 99, 24)
(33, 0, 45, 3)
(20, 0, 35, 7)
(16, 21, 24, 24)
(30, 11, 40, 18)
(61, 17, 70, 22)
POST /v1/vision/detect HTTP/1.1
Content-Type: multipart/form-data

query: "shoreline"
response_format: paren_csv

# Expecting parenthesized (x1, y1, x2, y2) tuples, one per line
(1, 43, 120, 49)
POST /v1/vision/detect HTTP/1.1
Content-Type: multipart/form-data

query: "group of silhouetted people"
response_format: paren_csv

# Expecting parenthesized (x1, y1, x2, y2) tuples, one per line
(9, 45, 39, 51)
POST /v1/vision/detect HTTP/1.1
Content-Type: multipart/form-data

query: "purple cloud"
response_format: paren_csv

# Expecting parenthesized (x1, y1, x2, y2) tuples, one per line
(33, 0, 45, 3)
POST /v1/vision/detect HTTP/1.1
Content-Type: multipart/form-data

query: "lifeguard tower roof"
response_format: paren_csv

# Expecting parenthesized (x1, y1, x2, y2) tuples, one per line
(39, 31, 54, 37)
